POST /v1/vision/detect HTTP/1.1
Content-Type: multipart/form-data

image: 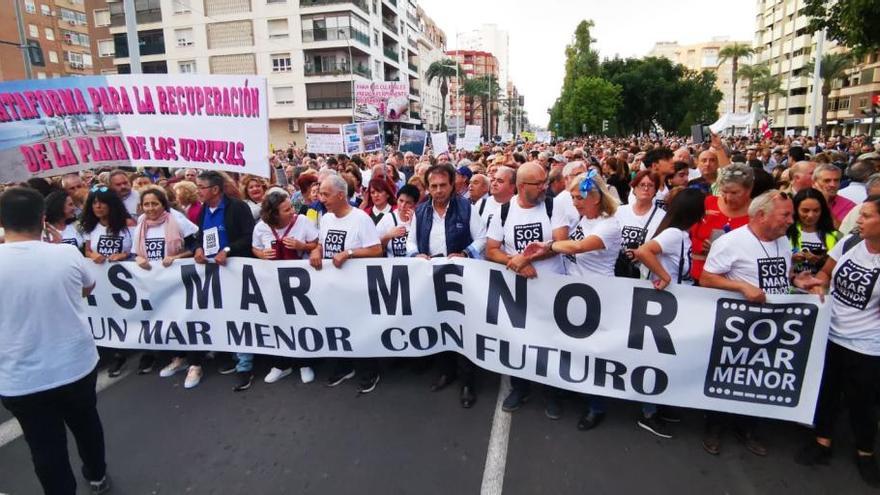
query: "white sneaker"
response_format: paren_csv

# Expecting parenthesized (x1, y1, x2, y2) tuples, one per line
(184, 366, 202, 389)
(159, 357, 188, 378)
(264, 367, 293, 384)
(300, 366, 315, 384)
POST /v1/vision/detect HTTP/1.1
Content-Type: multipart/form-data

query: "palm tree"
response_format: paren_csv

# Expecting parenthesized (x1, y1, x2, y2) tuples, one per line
(751, 73, 785, 116)
(460, 78, 485, 128)
(718, 43, 755, 113)
(477, 75, 501, 138)
(425, 59, 463, 132)
(736, 64, 770, 113)
(803, 53, 854, 135)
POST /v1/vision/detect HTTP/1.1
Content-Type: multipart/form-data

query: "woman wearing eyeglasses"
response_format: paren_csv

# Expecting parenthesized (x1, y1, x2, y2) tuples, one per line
(251, 190, 320, 385)
(690, 163, 754, 283)
(614, 171, 666, 278)
(81, 186, 135, 378)
(132, 187, 199, 376)
(522, 171, 621, 431)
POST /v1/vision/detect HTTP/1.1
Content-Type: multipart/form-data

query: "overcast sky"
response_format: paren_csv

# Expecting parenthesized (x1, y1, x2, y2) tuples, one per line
(418, 0, 757, 128)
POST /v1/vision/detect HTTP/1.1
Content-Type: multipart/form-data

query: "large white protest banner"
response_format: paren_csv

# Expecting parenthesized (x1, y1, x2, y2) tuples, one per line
(85, 258, 829, 423)
(305, 123, 344, 154)
(0, 74, 269, 182)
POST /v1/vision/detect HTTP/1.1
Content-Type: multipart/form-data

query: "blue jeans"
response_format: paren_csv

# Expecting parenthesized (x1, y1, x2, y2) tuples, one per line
(235, 353, 253, 373)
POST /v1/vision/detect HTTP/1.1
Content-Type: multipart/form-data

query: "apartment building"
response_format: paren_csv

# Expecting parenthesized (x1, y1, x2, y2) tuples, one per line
(0, 0, 96, 80)
(415, 4, 445, 132)
(446, 49, 498, 136)
(754, 0, 879, 136)
(648, 38, 752, 117)
(458, 23, 510, 134)
(105, 0, 424, 147)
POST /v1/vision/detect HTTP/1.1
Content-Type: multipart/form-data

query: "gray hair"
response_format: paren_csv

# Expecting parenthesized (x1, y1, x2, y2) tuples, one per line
(457, 158, 473, 168)
(538, 151, 552, 161)
(717, 163, 755, 189)
(812, 163, 841, 181)
(495, 166, 516, 184)
(866, 173, 880, 192)
(562, 160, 586, 178)
(846, 160, 873, 183)
(322, 174, 348, 195)
(748, 189, 786, 218)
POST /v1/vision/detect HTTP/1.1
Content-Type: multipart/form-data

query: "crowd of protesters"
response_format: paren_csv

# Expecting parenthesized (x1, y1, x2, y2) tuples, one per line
(2, 130, 880, 491)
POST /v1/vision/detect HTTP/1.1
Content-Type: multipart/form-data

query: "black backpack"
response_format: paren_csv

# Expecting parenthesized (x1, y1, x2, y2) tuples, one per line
(499, 197, 554, 227)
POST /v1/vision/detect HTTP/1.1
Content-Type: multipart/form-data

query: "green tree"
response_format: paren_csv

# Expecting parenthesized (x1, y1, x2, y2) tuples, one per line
(803, 52, 854, 134)
(549, 19, 601, 134)
(459, 76, 500, 137)
(559, 76, 621, 136)
(736, 64, 770, 113)
(804, 0, 880, 56)
(718, 43, 755, 113)
(751, 73, 784, 116)
(425, 58, 464, 132)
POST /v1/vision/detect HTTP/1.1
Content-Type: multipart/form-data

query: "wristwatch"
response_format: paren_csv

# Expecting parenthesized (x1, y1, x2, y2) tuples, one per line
(347, 249, 354, 258)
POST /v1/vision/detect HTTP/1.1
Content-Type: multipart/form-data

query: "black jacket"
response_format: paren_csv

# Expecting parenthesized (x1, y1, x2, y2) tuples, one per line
(194, 195, 256, 258)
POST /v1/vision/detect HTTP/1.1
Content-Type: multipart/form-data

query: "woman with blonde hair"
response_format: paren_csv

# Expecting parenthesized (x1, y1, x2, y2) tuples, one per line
(239, 174, 268, 220)
(173, 180, 202, 224)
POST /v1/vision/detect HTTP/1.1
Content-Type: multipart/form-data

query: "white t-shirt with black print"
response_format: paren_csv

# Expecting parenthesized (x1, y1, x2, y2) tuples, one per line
(319, 208, 381, 259)
(828, 236, 880, 355)
(84, 224, 135, 258)
(487, 200, 566, 276)
(375, 211, 411, 258)
(703, 226, 792, 295)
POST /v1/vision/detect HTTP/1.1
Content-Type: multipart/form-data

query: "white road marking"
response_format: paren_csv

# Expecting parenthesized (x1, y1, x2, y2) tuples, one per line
(0, 360, 137, 450)
(480, 375, 512, 495)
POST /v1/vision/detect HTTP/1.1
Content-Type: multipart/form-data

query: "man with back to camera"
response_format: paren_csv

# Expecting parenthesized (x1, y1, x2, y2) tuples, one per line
(0, 187, 110, 495)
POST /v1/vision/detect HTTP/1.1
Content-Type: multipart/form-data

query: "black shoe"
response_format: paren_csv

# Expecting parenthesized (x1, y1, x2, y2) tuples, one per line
(232, 372, 254, 392)
(577, 410, 605, 431)
(794, 440, 832, 466)
(657, 406, 681, 423)
(460, 385, 476, 408)
(501, 389, 530, 412)
(326, 369, 355, 387)
(89, 475, 111, 495)
(638, 414, 673, 439)
(357, 373, 380, 395)
(545, 398, 562, 420)
(137, 354, 155, 375)
(107, 357, 126, 378)
(218, 361, 237, 375)
(856, 454, 880, 488)
(431, 373, 457, 392)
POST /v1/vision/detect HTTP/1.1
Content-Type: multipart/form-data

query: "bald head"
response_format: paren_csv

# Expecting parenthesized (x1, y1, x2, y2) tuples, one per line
(517, 162, 545, 186)
(792, 160, 817, 193)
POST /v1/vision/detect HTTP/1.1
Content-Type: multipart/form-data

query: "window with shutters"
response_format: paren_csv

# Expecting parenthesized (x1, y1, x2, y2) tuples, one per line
(175, 28, 194, 47)
(94, 9, 110, 26)
(178, 60, 196, 73)
(44, 28, 54, 41)
(204, 0, 251, 16)
(267, 19, 289, 39)
(24, 0, 35, 13)
(48, 51, 58, 63)
(173, 0, 191, 13)
(98, 39, 114, 57)
(207, 21, 253, 49)
(274, 86, 294, 105)
(209, 53, 256, 74)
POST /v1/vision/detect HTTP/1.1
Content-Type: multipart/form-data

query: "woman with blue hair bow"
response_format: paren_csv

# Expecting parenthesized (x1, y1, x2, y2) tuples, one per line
(522, 170, 621, 431)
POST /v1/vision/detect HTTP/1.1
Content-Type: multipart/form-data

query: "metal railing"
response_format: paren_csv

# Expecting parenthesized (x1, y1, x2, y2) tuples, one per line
(383, 47, 399, 62)
(299, 0, 369, 13)
(307, 98, 353, 110)
(382, 18, 398, 34)
(304, 60, 371, 78)
(301, 27, 370, 47)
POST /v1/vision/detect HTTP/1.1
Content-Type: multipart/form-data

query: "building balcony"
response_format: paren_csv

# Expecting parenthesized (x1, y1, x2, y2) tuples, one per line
(407, 61, 417, 73)
(786, 94, 807, 108)
(383, 0, 396, 6)
(382, 18, 398, 35)
(302, 27, 370, 47)
(409, 86, 419, 96)
(299, 0, 369, 14)
(792, 33, 812, 51)
(304, 60, 370, 78)
(306, 97, 352, 110)
(410, 111, 420, 120)
(406, 12, 418, 26)
(384, 47, 399, 62)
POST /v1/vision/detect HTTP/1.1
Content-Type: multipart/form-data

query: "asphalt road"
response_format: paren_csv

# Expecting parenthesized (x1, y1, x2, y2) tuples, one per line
(0, 356, 876, 495)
